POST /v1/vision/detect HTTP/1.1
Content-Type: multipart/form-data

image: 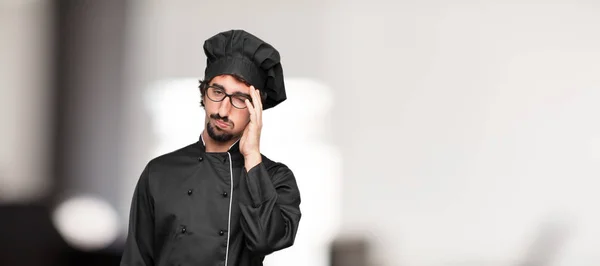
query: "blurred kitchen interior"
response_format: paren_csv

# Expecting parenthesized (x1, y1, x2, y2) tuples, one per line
(1, 0, 600, 265)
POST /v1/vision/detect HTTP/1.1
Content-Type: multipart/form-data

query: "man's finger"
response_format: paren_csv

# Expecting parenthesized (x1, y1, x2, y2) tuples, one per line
(250, 86, 259, 108)
(248, 87, 260, 123)
(245, 99, 255, 122)
(254, 89, 262, 125)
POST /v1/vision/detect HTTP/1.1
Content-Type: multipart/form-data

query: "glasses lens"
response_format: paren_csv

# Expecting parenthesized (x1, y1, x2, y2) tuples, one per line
(207, 86, 225, 102)
(231, 96, 250, 109)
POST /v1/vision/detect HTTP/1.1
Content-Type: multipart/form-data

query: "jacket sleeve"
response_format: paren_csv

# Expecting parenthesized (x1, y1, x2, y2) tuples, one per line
(121, 165, 155, 266)
(238, 161, 302, 256)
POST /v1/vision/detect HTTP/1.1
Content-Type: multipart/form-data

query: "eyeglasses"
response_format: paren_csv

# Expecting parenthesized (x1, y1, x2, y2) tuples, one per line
(206, 85, 252, 109)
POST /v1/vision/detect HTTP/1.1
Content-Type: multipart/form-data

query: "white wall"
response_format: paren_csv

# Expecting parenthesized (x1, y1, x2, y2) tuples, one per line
(0, 0, 52, 203)
(122, 1, 600, 265)
(325, 1, 600, 265)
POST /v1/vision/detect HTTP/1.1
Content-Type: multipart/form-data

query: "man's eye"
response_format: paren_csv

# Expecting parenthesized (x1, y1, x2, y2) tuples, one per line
(234, 96, 249, 102)
(213, 90, 224, 95)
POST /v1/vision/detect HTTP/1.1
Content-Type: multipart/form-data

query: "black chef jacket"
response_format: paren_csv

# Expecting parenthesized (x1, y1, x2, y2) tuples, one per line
(120, 137, 301, 266)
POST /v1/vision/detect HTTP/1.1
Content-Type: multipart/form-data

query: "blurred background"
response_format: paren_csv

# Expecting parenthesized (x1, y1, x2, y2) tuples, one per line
(1, 0, 600, 265)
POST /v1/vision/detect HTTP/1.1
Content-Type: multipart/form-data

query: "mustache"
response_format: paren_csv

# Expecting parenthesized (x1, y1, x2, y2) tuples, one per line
(210, 113, 228, 122)
(210, 114, 233, 126)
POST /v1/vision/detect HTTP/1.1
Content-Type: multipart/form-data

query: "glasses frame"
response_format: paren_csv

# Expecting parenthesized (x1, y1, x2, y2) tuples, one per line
(205, 85, 252, 109)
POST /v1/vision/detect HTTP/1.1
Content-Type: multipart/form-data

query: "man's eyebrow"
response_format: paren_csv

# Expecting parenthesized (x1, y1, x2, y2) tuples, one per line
(211, 83, 225, 90)
(232, 92, 251, 98)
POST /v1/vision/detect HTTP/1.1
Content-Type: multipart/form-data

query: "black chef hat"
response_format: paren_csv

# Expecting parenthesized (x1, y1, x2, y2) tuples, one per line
(203, 29, 286, 110)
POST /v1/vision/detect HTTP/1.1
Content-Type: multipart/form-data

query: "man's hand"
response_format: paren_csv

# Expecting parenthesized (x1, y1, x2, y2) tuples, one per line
(240, 86, 263, 171)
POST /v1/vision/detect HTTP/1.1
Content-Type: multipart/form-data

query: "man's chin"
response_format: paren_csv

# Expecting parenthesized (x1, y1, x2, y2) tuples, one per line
(207, 123, 235, 142)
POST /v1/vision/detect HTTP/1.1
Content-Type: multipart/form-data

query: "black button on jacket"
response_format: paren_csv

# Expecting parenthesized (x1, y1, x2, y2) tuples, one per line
(120, 139, 302, 266)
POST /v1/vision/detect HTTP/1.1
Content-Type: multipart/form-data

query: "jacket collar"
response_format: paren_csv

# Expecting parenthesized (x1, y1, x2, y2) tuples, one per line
(198, 134, 244, 165)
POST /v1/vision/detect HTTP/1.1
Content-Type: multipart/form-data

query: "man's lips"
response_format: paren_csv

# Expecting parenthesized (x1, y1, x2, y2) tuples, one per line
(214, 119, 229, 128)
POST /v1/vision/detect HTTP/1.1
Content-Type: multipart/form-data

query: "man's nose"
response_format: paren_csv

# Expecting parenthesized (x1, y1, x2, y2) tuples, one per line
(218, 96, 232, 117)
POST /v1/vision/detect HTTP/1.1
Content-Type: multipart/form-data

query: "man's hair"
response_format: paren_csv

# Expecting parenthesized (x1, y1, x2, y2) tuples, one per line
(198, 74, 252, 108)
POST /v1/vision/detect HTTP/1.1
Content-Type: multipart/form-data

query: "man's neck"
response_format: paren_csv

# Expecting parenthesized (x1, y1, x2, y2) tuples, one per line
(201, 130, 239, 153)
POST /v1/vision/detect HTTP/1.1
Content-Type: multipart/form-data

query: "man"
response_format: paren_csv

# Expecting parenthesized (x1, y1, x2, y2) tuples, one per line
(121, 29, 302, 266)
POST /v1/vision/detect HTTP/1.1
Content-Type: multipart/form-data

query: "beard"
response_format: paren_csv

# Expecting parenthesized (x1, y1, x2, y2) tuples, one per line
(206, 122, 235, 142)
